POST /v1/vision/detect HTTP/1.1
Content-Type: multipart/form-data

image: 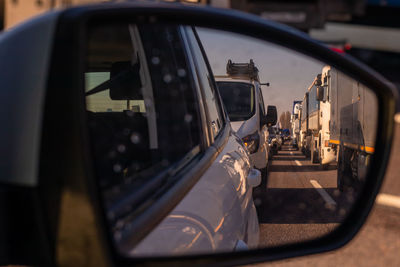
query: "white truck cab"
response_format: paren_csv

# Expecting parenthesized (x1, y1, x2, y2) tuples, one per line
(319, 66, 336, 166)
(291, 101, 302, 149)
(215, 60, 277, 180)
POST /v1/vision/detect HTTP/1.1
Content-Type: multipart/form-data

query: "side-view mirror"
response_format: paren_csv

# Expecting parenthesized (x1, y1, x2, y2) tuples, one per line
(0, 2, 396, 267)
(316, 86, 324, 102)
(265, 105, 277, 126)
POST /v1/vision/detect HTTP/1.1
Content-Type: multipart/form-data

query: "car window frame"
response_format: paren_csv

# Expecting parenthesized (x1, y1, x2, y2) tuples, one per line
(183, 26, 227, 144)
(80, 21, 232, 258)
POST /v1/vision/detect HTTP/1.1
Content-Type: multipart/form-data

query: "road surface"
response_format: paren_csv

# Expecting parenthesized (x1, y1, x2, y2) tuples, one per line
(251, 122, 400, 266)
(253, 142, 357, 247)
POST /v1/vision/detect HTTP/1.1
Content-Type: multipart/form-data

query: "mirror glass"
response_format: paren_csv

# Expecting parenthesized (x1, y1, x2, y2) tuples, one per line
(84, 23, 378, 257)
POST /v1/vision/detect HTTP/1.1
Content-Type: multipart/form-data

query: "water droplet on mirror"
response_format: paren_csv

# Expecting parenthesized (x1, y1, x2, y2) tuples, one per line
(149, 16, 158, 23)
(123, 128, 131, 136)
(254, 198, 262, 206)
(107, 211, 115, 220)
(339, 208, 347, 216)
(298, 203, 306, 209)
(131, 133, 141, 144)
(114, 231, 122, 241)
(333, 189, 341, 197)
(116, 220, 124, 229)
(184, 114, 193, 123)
(151, 56, 160, 65)
(163, 74, 173, 83)
(117, 144, 126, 153)
(180, 83, 188, 91)
(113, 164, 122, 173)
(161, 159, 169, 166)
(324, 203, 336, 211)
(177, 68, 186, 77)
(131, 162, 140, 171)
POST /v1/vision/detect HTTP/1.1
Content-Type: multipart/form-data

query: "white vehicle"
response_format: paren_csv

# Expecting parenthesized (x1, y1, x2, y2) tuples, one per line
(300, 73, 334, 166)
(317, 66, 337, 166)
(290, 101, 302, 149)
(216, 60, 277, 181)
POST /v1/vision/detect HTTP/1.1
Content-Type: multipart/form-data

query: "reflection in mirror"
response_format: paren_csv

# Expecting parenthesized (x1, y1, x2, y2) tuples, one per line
(83, 23, 378, 257)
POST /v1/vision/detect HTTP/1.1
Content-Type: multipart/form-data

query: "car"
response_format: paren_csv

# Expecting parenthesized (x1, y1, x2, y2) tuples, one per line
(0, 16, 263, 264)
(281, 128, 291, 142)
(215, 60, 277, 183)
(0, 2, 396, 267)
(274, 127, 283, 150)
(268, 126, 280, 156)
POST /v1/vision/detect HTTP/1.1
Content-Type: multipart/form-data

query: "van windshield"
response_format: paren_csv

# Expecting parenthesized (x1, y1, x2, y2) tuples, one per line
(217, 81, 255, 121)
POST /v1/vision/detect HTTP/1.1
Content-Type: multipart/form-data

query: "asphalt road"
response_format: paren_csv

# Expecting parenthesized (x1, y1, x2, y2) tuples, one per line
(250, 123, 400, 267)
(253, 142, 357, 247)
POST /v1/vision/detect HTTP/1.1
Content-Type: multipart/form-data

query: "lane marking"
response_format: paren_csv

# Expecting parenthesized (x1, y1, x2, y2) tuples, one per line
(376, 193, 400, 209)
(310, 180, 337, 206)
(295, 160, 302, 166)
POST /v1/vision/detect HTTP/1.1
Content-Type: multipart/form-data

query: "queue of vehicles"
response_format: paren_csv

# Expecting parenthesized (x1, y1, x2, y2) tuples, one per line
(136, 57, 282, 254)
(294, 65, 377, 190)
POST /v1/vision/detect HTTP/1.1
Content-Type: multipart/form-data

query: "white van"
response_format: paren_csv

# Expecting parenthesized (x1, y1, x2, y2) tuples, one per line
(216, 60, 277, 181)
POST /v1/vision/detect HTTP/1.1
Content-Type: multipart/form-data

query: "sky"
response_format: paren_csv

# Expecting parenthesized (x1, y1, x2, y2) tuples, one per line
(197, 27, 325, 115)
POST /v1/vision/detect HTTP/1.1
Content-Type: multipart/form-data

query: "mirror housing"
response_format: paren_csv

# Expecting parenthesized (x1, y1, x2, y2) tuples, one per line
(1, 2, 397, 267)
(265, 105, 277, 126)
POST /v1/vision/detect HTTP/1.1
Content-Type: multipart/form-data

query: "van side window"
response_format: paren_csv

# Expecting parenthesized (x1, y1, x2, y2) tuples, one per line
(185, 27, 225, 140)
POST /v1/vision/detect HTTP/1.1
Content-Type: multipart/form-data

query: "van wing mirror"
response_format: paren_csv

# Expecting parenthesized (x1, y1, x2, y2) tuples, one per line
(266, 105, 277, 126)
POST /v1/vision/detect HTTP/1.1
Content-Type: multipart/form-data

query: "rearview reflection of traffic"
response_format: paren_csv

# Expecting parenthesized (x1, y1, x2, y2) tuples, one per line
(84, 25, 378, 257)
(199, 28, 377, 248)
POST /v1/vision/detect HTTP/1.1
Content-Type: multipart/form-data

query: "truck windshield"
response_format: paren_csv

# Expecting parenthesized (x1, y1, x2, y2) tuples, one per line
(217, 81, 255, 121)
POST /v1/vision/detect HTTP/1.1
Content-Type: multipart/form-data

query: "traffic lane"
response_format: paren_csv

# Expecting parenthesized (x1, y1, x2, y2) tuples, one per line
(254, 143, 356, 247)
(253, 205, 400, 267)
(380, 119, 400, 196)
(251, 122, 400, 266)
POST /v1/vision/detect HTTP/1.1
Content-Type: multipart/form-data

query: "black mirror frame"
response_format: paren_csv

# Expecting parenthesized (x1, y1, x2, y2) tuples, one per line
(266, 105, 278, 126)
(50, 2, 397, 266)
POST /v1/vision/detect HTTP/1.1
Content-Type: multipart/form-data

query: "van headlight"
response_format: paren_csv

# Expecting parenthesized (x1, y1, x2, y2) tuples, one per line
(242, 132, 260, 154)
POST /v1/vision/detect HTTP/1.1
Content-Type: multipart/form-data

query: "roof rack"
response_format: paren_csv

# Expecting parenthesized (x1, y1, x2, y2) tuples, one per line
(226, 59, 260, 82)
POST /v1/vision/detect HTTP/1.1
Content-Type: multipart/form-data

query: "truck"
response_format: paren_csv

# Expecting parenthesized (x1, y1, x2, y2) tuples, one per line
(300, 74, 321, 163)
(290, 100, 302, 149)
(299, 72, 337, 166)
(323, 67, 378, 191)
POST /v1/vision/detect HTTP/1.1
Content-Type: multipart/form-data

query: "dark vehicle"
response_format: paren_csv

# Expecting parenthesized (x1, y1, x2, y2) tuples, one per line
(268, 126, 280, 156)
(281, 128, 291, 141)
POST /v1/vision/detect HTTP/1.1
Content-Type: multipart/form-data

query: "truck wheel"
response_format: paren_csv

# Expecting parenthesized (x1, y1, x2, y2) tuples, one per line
(253, 166, 268, 194)
(321, 163, 329, 170)
(337, 147, 352, 192)
(311, 139, 319, 164)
